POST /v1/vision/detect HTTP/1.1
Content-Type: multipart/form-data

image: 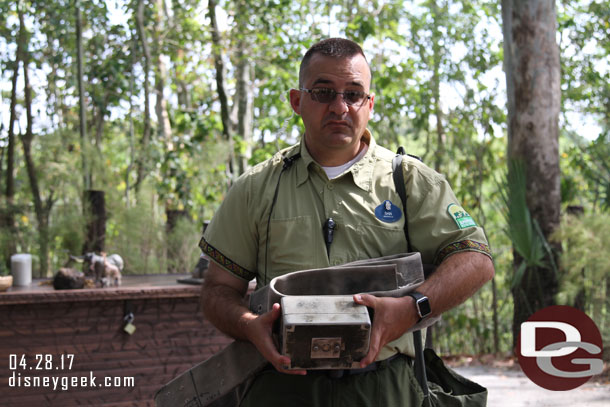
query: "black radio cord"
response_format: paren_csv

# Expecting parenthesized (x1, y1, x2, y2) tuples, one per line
(263, 153, 300, 286)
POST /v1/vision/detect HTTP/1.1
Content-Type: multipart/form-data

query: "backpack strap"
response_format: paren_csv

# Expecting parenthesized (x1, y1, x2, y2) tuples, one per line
(392, 146, 431, 403)
(392, 147, 412, 252)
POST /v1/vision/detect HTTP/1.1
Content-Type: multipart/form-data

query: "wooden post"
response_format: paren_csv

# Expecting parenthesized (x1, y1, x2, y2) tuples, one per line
(165, 209, 188, 234)
(83, 190, 106, 254)
(166, 209, 188, 273)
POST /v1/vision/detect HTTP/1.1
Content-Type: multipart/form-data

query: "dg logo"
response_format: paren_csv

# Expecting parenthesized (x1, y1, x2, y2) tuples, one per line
(517, 305, 604, 391)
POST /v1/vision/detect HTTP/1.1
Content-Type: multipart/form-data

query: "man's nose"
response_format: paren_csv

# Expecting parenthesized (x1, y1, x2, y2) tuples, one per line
(328, 93, 349, 115)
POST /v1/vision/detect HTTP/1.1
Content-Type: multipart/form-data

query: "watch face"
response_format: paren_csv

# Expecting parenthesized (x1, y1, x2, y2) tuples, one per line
(416, 297, 431, 318)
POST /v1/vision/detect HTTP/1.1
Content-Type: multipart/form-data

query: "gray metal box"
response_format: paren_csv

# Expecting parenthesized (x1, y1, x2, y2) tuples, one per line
(280, 295, 371, 370)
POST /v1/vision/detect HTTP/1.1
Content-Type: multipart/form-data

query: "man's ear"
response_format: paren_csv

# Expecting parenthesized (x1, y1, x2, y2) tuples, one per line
(289, 89, 301, 115)
(368, 93, 375, 119)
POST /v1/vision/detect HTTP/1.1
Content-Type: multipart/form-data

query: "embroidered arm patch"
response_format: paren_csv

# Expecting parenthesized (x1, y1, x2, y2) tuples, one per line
(447, 203, 477, 229)
(199, 237, 257, 281)
(434, 240, 492, 265)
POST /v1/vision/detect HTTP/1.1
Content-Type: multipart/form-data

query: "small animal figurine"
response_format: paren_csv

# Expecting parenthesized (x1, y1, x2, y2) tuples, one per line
(83, 252, 124, 287)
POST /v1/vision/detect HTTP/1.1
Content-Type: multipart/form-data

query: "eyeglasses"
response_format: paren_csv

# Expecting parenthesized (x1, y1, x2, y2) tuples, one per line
(300, 88, 371, 107)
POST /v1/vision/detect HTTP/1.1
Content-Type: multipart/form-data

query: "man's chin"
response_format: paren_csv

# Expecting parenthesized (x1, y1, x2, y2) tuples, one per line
(324, 130, 355, 143)
(326, 138, 356, 150)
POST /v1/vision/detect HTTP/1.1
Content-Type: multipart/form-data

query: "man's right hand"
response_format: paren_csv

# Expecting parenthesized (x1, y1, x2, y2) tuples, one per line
(243, 303, 307, 375)
(202, 262, 306, 375)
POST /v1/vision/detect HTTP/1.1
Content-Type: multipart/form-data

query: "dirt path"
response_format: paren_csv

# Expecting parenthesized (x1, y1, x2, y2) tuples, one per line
(453, 365, 610, 406)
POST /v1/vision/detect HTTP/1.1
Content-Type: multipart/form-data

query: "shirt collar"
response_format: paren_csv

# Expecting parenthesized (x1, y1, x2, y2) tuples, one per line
(295, 138, 315, 187)
(350, 129, 375, 192)
(295, 129, 376, 192)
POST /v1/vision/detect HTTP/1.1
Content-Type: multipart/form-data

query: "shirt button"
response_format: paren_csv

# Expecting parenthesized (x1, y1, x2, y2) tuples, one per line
(327, 183, 334, 190)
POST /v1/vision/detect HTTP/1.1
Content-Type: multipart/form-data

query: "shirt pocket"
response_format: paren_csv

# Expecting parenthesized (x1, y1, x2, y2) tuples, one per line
(266, 215, 319, 278)
(351, 222, 408, 259)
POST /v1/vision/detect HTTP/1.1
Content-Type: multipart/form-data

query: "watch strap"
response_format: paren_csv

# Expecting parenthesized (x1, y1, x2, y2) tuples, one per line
(406, 291, 431, 322)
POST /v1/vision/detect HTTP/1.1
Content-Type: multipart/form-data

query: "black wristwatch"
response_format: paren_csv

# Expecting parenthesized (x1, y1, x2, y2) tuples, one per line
(406, 292, 431, 322)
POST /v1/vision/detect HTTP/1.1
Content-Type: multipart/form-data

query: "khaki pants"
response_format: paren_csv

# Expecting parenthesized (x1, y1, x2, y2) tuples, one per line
(241, 355, 424, 407)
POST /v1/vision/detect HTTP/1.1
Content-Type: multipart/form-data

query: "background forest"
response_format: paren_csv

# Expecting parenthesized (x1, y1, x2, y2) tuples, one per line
(0, 0, 608, 357)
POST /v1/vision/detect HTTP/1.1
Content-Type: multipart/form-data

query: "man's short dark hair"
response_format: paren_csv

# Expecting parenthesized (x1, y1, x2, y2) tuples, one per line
(299, 38, 371, 87)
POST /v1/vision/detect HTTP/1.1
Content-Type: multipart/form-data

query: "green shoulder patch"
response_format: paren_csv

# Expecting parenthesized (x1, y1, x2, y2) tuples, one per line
(447, 203, 477, 229)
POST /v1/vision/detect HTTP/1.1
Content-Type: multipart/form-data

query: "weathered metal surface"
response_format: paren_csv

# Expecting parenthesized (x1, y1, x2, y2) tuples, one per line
(280, 295, 371, 370)
(310, 337, 342, 359)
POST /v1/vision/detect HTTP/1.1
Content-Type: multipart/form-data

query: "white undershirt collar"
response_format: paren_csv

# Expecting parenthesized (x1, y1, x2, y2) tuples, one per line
(321, 144, 369, 179)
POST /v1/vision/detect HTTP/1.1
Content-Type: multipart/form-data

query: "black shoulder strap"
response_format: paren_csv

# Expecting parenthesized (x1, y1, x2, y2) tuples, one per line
(392, 146, 431, 403)
(392, 147, 413, 252)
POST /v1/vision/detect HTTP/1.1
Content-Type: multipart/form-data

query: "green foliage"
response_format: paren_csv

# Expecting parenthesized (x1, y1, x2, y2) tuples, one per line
(49, 201, 86, 265)
(166, 216, 201, 274)
(552, 213, 610, 297)
(559, 1, 610, 130)
(105, 184, 167, 275)
(499, 160, 553, 288)
(552, 213, 610, 342)
(562, 133, 610, 211)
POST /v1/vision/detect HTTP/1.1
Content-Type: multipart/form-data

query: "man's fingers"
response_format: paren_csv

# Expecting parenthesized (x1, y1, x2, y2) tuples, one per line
(354, 294, 380, 367)
(263, 302, 281, 322)
(251, 303, 307, 375)
(273, 358, 307, 375)
(266, 347, 307, 375)
(253, 335, 307, 375)
(353, 293, 377, 308)
(360, 326, 382, 367)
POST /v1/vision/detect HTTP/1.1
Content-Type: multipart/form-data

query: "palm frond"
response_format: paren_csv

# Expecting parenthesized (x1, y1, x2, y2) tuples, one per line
(499, 159, 554, 286)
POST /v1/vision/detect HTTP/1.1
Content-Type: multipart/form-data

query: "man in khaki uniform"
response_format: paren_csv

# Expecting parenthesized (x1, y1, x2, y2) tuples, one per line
(201, 38, 494, 406)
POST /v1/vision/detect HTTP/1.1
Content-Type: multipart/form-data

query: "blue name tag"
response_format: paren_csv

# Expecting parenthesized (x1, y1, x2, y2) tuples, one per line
(374, 200, 402, 223)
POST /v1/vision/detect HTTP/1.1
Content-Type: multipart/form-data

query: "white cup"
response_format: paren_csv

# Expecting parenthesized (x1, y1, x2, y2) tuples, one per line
(11, 254, 32, 286)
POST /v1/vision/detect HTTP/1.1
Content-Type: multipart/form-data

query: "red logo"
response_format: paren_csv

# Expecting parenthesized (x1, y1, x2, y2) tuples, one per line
(517, 305, 603, 391)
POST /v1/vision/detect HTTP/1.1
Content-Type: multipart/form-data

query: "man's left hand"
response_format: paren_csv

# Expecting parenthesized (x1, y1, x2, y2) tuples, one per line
(353, 294, 418, 367)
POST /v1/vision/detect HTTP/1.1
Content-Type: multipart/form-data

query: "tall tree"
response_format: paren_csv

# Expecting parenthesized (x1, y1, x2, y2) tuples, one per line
(429, 0, 448, 173)
(18, 4, 56, 276)
(208, 0, 236, 181)
(502, 0, 562, 347)
(75, 0, 91, 190)
(2, 0, 23, 269)
(233, 4, 254, 175)
(153, 0, 172, 148)
(135, 0, 153, 194)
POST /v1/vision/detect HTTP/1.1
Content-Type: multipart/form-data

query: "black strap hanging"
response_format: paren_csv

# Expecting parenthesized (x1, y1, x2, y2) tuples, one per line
(392, 148, 431, 404)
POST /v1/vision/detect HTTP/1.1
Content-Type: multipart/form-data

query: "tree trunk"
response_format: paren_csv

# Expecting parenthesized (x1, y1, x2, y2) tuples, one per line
(235, 43, 254, 174)
(209, 0, 236, 182)
(155, 57, 172, 145)
(165, 208, 188, 273)
(125, 35, 138, 208)
(431, 0, 445, 173)
(175, 49, 191, 110)
(165, 209, 188, 234)
(19, 8, 54, 277)
(135, 0, 152, 194)
(94, 105, 105, 147)
(154, 0, 172, 149)
(3, 16, 23, 270)
(75, 1, 91, 190)
(502, 0, 562, 349)
(83, 190, 106, 254)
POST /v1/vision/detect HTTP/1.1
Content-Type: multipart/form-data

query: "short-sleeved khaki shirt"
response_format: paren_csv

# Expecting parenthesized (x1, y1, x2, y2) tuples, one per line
(201, 130, 491, 359)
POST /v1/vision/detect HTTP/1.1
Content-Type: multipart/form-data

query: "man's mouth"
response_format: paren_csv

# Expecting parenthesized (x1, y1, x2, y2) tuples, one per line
(324, 120, 351, 128)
